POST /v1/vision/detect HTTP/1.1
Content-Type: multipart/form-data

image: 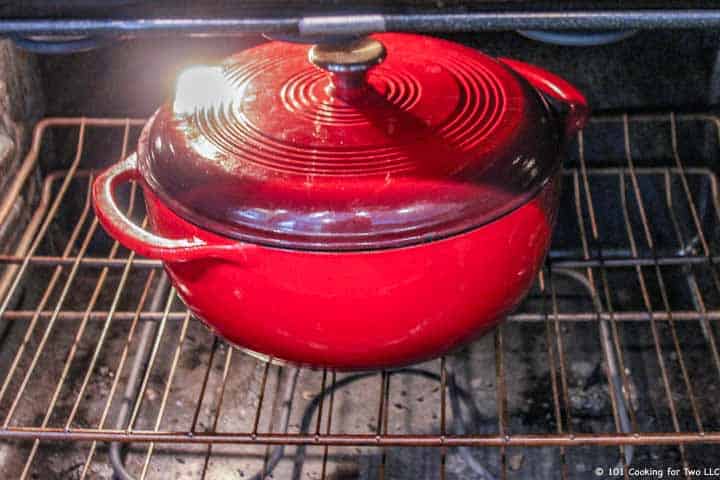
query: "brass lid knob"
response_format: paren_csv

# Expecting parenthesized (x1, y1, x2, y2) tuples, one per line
(308, 38, 386, 98)
(309, 37, 386, 73)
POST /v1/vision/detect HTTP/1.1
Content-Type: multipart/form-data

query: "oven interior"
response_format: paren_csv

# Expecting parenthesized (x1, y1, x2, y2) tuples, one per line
(1, 4, 720, 479)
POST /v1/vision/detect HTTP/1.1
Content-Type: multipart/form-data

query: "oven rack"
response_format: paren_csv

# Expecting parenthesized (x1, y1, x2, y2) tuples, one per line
(0, 113, 719, 478)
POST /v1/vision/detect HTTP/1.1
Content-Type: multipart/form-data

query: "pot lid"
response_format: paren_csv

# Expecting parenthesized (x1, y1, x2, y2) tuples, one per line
(139, 33, 567, 251)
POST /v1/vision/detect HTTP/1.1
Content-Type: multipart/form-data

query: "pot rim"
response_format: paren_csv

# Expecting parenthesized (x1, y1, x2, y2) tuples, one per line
(140, 156, 562, 255)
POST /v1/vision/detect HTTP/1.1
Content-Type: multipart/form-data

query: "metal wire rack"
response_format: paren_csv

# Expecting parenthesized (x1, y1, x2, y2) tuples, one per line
(0, 113, 720, 478)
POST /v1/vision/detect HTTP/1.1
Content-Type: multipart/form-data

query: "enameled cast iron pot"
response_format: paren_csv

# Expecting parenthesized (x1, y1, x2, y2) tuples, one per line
(93, 33, 588, 369)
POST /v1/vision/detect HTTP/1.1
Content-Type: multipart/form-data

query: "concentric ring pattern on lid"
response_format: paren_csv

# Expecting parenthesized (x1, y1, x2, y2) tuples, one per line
(139, 33, 564, 251)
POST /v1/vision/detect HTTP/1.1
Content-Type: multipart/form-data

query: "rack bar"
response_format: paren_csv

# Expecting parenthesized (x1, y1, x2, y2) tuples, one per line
(1, 428, 719, 447)
(4, 253, 720, 269)
(2, 10, 720, 38)
(3, 309, 720, 323)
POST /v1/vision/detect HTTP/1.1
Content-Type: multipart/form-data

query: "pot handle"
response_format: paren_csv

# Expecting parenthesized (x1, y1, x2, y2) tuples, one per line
(93, 153, 246, 262)
(498, 58, 589, 138)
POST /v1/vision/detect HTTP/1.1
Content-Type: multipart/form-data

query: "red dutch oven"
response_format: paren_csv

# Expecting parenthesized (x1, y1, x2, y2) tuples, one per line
(93, 33, 588, 369)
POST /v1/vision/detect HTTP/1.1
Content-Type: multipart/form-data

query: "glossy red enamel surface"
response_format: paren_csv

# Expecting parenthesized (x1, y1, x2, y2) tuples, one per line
(92, 34, 588, 369)
(139, 176, 559, 369)
(141, 33, 567, 251)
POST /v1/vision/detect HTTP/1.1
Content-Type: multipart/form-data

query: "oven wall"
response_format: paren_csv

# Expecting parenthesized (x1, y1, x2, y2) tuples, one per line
(0, 40, 42, 247)
(37, 30, 718, 119)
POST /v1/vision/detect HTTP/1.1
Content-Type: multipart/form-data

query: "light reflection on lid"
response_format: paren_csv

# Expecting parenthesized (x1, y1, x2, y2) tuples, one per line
(173, 66, 236, 117)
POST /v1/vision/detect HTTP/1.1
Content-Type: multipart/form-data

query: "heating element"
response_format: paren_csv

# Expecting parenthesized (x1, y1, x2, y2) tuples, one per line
(0, 113, 719, 478)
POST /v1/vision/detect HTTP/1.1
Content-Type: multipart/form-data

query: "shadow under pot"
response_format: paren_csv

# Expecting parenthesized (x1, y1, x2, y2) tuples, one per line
(93, 33, 588, 370)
